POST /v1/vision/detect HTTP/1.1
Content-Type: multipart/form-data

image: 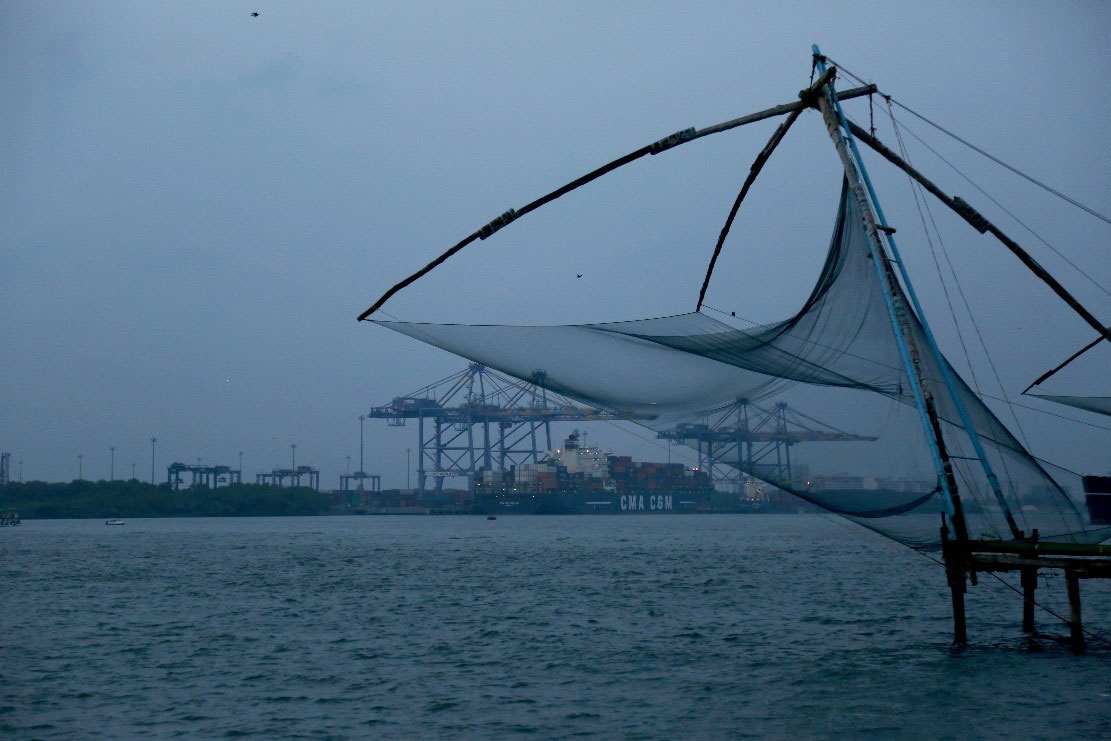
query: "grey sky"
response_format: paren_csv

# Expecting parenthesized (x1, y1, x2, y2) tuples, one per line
(2, 1, 1107, 486)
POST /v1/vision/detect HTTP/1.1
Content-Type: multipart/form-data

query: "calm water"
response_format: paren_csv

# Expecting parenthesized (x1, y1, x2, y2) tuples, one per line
(3, 515, 1109, 738)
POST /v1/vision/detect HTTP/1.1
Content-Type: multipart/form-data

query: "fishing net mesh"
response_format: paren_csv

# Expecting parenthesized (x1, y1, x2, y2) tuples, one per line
(376, 183, 1104, 549)
(1028, 395, 1111, 417)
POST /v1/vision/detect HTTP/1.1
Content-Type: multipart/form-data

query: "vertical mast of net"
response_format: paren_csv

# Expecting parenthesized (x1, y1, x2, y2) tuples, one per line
(812, 46, 1022, 541)
(812, 47, 960, 533)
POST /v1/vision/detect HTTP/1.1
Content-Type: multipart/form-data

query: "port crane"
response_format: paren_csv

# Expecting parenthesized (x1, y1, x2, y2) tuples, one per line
(167, 462, 242, 490)
(368, 363, 651, 496)
(658, 399, 876, 489)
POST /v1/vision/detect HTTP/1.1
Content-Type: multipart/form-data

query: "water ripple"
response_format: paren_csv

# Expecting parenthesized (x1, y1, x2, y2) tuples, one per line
(2, 515, 1109, 738)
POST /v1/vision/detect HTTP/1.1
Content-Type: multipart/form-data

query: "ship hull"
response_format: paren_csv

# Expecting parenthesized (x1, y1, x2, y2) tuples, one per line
(477, 490, 709, 514)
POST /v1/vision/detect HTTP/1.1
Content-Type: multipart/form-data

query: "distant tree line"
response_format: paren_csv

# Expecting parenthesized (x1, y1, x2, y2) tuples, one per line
(0, 479, 330, 519)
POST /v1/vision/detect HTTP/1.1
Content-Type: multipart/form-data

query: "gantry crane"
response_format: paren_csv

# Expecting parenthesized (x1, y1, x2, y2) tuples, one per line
(368, 363, 651, 497)
(658, 399, 877, 490)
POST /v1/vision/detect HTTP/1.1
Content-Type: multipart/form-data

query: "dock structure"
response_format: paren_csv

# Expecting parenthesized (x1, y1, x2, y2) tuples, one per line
(943, 526, 1111, 653)
(368, 363, 652, 498)
(340, 471, 381, 493)
(256, 465, 320, 490)
(167, 462, 241, 490)
(338, 471, 383, 509)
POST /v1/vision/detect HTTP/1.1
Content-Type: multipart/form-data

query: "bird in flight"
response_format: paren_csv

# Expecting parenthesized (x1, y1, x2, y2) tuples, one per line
(251, 12, 259, 17)
(576, 274, 583, 279)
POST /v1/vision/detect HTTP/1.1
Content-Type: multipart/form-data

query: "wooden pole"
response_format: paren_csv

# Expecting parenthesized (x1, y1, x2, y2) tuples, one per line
(690, 83, 876, 140)
(696, 104, 805, 311)
(950, 572, 968, 645)
(814, 60, 969, 545)
(942, 521, 969, 645)
(1021, 566, 1037, 634)
(1065, 570, 1084, 654)
(358, 83, 875, 320)
(696, 68, 835, 311)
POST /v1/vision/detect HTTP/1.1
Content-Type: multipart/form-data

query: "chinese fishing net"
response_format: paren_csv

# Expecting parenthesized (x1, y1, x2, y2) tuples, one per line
(374, 183, 1106, 549)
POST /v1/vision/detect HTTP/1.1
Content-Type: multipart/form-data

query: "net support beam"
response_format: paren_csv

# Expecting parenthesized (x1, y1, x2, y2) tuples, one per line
(1021, 335, 1103, 394)
(846, 120, 1110, 344)
(816, 47, 1023, 541)
(688, 84, 877, 141)
(357, 84, 875, 319)
(696, 67, 836, 311)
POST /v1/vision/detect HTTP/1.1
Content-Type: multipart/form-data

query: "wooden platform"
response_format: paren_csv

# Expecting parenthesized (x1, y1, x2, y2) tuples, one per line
(943, 528, 1111, 653)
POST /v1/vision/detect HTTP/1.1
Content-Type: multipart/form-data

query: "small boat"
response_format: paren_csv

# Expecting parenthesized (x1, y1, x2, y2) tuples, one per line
(486, 515, 497, 520)
(105, 518, 125, 526)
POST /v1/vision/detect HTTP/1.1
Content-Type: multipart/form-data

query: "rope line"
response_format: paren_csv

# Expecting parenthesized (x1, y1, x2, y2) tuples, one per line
(882, 106, 1043, 508)
(885, 107, 982, 396)
(889, 99, 1111, 227)
(823, 53, 1111, 228)
(888, 114, 1110, 298)
(824, 53, 1108, 297)
(882, 106, 1036, 536)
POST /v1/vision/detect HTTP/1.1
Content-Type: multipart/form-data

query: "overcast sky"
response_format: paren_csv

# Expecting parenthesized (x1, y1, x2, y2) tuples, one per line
(2, 1, 1108, 486)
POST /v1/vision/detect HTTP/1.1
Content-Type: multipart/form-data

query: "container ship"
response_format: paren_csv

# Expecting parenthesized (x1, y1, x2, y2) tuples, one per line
(474, 431, 716, 514)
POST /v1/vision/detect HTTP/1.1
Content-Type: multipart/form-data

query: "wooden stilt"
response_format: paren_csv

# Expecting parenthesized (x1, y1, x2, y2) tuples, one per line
(1065, 570, 1084, 654)
(1021, 566, 1037, 634)
(940, 517, 969, 645)
(949, 571, 968, 645)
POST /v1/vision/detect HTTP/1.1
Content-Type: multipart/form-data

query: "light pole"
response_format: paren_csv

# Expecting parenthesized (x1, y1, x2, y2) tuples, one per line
(358, 415, 365, 491)
(18, 460, 23, 483)
(291, 443, 296, 469)
(406, 448, 412, 491)
(238, 450, 244, 474)
(346, 455, 351, 475)
(131, 462, 136, 480)
(151, 437, 157, 484)
(77, 453, 83, 481)
(110, 446, 115, 481)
